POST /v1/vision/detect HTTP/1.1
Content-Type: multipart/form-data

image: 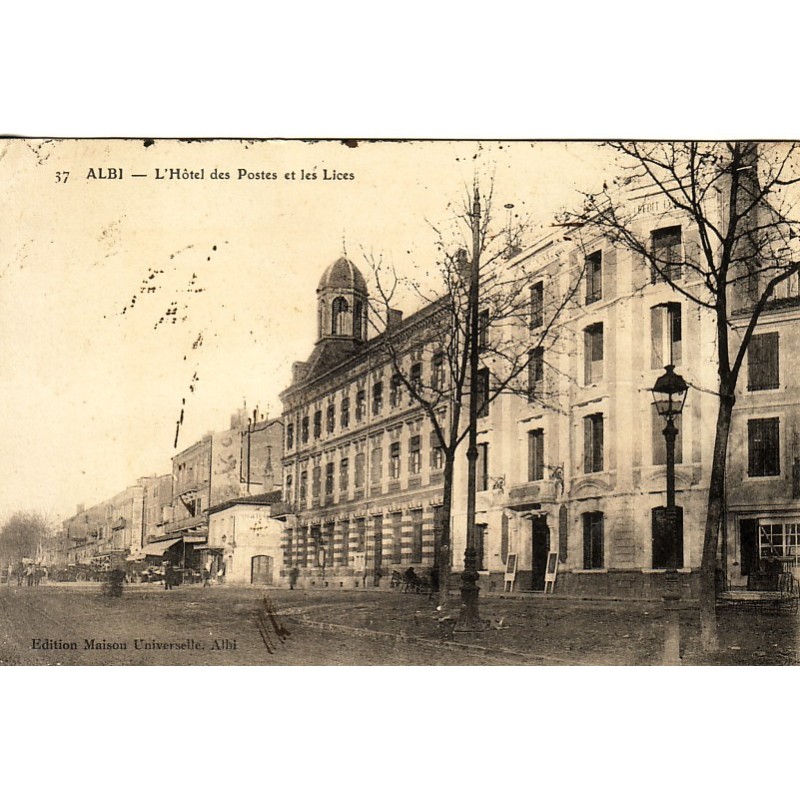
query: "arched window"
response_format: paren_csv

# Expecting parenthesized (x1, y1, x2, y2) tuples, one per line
(332, 296, 349, 335)
(354, 300, 363, 338)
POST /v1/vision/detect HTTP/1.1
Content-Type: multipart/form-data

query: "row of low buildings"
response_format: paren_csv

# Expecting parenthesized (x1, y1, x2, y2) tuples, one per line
(40, 165, 800, 596)
(41, 410, 285, 585)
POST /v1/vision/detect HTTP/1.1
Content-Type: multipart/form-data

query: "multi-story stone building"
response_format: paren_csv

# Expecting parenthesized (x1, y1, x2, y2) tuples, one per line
(278, 177, 800, 599)
(459, 179, 800, 598)
(152, 409, 284, 570)
(276, 258, 449, 588)
(725, 276, 800, 583)
(465, 201, 720, 598)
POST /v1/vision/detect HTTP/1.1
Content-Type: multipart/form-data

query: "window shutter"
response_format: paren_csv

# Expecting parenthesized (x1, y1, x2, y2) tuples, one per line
(558, 505, 568, 563)
(582, 514, 592, 568)
(593, 415, 604, 471)
(651, 306, 664, 369)
(684, 227, 702, 272)
(584, 329, 592, 384)
(604, 247, 616, 300)
(583, 417, 592, 473)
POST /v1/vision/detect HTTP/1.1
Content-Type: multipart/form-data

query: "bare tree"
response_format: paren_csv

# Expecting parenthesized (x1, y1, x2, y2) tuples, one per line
(568, 141, 800, 651)
(0, 511, 50, 565)
(366, 182, 584, 607)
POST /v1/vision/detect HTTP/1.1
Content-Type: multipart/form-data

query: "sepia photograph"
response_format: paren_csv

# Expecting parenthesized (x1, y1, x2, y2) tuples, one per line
(2, 137, 799, 668)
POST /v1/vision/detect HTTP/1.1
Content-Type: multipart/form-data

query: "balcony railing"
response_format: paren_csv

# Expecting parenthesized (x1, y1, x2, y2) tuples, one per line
(163, 514, 206, 535)
(506, 479, 560, 508)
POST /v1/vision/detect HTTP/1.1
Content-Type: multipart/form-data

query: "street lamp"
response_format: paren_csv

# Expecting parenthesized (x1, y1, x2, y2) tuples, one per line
(651, 364, 688, 665)
(651, 364, 689, 560)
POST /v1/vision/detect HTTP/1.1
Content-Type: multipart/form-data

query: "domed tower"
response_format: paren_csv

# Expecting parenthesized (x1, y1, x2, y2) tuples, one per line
(316, 256, 368, 344)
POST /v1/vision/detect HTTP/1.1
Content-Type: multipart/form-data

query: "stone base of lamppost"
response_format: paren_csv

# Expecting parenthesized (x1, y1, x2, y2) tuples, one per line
(455, 567, 491, 632)
(662, 569, 682, 666)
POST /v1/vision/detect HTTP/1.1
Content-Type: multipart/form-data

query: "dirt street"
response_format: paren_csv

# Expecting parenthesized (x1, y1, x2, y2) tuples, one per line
(1, 583, 797, 665)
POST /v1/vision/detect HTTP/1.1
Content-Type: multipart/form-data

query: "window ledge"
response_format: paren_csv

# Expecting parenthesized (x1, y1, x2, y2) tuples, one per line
(641, 568, 693, 574)
(572, 569, 608, 574)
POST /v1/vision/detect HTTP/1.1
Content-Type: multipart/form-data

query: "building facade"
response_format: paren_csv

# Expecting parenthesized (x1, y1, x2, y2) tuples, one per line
(206, 491, 283, 584)
(151, 409, 284, 571)
(276, 258, 450, 589)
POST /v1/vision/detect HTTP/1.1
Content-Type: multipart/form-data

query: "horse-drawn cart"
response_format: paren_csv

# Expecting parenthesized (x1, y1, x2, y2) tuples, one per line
(717, 571, 799, 616)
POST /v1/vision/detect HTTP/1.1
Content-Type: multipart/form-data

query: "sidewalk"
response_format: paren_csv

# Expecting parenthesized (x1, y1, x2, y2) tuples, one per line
(267, 587, 798, 666)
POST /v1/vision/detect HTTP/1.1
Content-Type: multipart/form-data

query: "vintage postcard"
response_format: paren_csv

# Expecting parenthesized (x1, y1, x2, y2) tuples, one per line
(2, 138, 799, 666)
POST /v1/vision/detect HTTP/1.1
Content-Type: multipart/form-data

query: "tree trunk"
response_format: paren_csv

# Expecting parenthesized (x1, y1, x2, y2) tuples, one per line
(437, 454, 455, 610)
(698, 391, 735, 652)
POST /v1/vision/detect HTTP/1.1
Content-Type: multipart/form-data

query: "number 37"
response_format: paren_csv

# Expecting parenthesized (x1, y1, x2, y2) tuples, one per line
(55, 171, 69, 183)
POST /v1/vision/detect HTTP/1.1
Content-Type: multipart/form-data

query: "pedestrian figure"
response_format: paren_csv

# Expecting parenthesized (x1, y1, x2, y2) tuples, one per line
(374, 567, 383, 588)
(289, 566, 299, 590)
(164, 561, 174, 590)
(25, 564, 34, 587)
(429, 565, 440, 594)
(203, 557, 212, 587)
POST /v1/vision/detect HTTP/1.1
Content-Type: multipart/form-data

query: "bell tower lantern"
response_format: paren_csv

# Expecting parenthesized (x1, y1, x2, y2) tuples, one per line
(316, 256, 368, 343)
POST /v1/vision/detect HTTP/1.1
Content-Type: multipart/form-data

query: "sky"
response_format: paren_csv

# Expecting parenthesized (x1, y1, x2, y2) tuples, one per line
(0, 139, 614, 526)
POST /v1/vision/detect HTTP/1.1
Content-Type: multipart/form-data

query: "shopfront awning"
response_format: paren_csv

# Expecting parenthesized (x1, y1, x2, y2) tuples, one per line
(141, 539, 182, 557)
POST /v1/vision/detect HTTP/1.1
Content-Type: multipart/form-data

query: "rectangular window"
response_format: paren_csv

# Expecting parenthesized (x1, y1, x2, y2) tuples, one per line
(410, 362, 423, 394)
(478, 309, 490, 351)
(301, 416, 309, 444)
(355, 390, 366, 422)
(476, 523, 487, 571)
(340, 520, 350, 566)
(477, 443, 489, 492)
(430, 430, 444, 471)
(340, 397, 350, 428)
(409, 435, 422, 475)
(528, 429, 544, 482)
(432, 353, 445, 392)
(652, 507, 684, 569)
(747, 332, 780, 391)
(651, 226, 682, 282)
(389, 441, 401, 479)
(748, 418, 780, 477)
(585, 251, 602, 304)
(392, 512, 403, 564)
(528, 347, 543, 401)
(312, 465, 321, 498)
(390, 373, 403, 407)
(313, 410, 322, 439)
(582, 512, 604, 569)
(326, 404, 336, 434)
(370, 447, 383, 484)
(650, 303, 682, 369)
(286, 423, 294, 450)
(411, 508, 423, 562)
(530, 282, 543, 328)
(759, 522, 800, 566)
(373, 515, 384, 568)
(286, 474, 293, 502)
(299, 470, 308, 506)
(652, 405, 683, 466)
(354, 452, 365, 488)
(477, 367, 490, 418)
(584, 323, 604, 384)
(584, 413, 604, 473)
(340, 457, 349, 494)
(355, 517, 366, 552)
(372, 382, 383, 416)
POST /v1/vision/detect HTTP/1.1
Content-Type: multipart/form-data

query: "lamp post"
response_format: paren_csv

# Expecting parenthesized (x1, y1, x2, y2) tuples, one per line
(651, 364, 688, 664)
(456, 185, 489, 631)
